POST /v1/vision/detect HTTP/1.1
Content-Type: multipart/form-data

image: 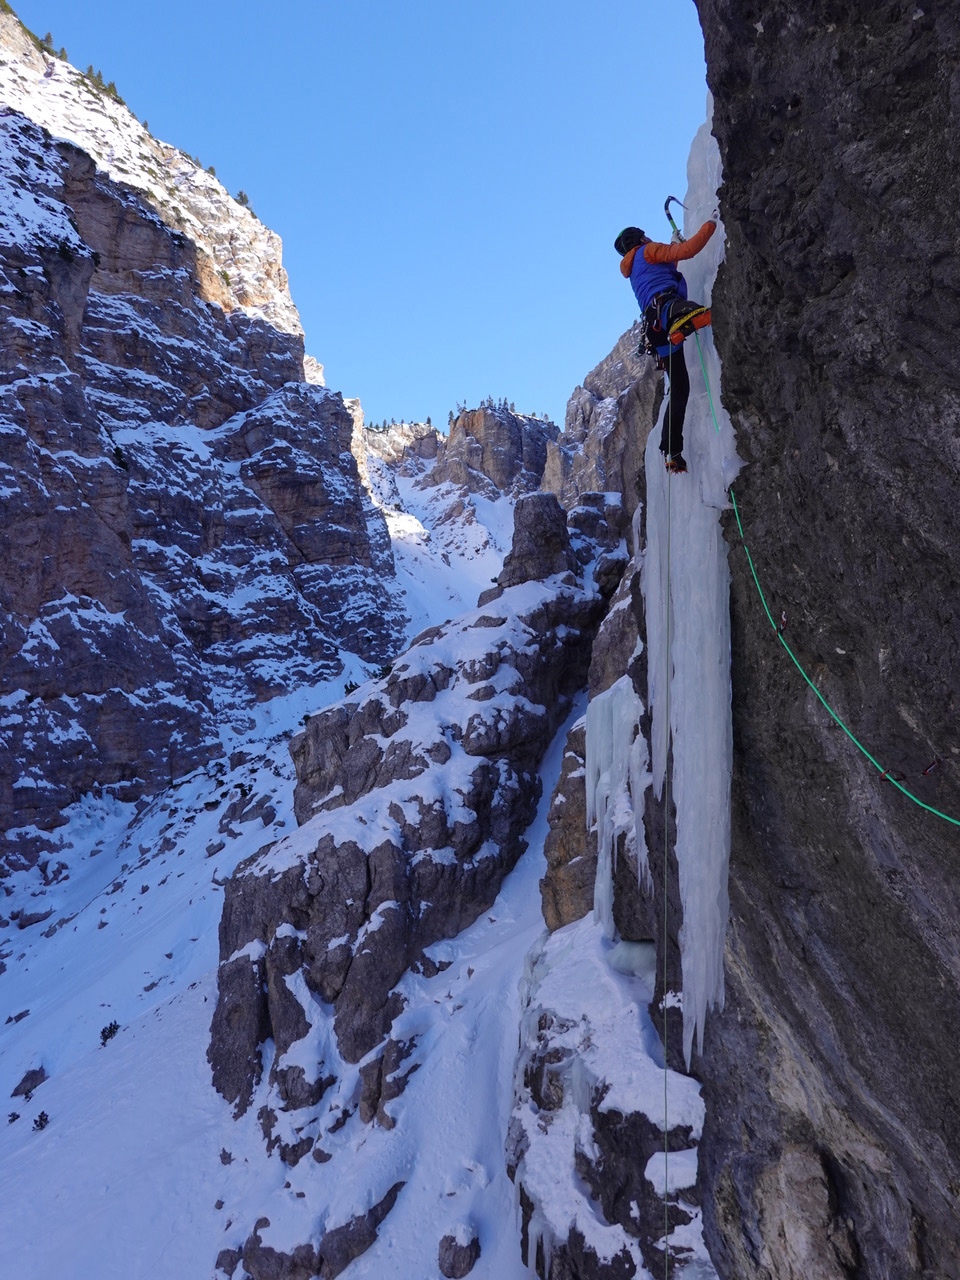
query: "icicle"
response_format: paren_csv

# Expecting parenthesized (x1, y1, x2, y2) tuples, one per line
(585, 675, 650, 939)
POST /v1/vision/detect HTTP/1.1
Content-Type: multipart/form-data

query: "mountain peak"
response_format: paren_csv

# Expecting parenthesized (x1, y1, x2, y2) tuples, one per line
(0, 7, 302, 337)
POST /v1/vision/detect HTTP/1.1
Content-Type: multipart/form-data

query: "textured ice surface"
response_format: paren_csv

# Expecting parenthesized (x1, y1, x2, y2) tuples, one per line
(643, 97, 740, 1063)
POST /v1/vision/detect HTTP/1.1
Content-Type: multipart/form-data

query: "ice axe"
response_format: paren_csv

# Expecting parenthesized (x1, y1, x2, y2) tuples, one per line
(664, 195, 686, 242)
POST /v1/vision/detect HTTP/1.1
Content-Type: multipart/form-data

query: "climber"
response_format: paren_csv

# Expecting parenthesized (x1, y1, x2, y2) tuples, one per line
(614, 218, 716, 474)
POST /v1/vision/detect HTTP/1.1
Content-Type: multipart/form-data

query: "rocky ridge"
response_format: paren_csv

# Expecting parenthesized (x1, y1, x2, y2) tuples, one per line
(206, 493, 618, 1273)
(0, 10, 303, 339)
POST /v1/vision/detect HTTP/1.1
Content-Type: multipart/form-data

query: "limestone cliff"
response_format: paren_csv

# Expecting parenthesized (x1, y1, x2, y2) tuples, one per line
(0, 29, 400, 869)
(0, 10, 302, 339)
(427, 404, 560, 499)
(544, 324, 658, 528)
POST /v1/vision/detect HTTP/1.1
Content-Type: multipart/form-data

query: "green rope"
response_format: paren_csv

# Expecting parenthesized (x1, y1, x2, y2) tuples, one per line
(692, 333, 960, 829)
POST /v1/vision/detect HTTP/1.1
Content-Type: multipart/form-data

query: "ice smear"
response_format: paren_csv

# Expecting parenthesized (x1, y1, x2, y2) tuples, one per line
(643, 95, 739, 1064)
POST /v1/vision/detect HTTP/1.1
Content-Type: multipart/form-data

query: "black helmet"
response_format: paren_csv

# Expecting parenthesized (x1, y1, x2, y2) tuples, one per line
(614, 227, 645, 256)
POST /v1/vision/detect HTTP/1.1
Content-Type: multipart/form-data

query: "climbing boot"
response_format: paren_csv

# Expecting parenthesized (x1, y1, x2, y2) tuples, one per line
(667, 303, 711, 345)
(664, 453, 688, 474)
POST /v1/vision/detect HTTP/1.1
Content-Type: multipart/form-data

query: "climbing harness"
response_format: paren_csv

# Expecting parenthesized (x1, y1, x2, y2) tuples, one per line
(691, 330, 960, 829)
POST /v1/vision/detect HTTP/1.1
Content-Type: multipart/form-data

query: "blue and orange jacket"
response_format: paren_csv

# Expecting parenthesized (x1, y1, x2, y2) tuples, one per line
(620, 220, 716, 312)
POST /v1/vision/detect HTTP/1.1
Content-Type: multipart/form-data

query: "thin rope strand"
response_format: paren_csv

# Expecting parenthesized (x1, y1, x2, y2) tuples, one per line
(692, 334, 959, 828)
(662, 369, 673, 1278)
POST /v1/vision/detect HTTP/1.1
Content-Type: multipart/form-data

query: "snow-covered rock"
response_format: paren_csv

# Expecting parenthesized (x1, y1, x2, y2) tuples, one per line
(508, 916, 713, 1279)
(427, 404, 559, 500)
(0, 11, 301, 338)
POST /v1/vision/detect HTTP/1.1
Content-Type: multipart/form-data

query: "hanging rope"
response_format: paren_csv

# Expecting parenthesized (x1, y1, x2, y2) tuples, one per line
(691, 332, 960, 829)
(662, 376, 673, 1278)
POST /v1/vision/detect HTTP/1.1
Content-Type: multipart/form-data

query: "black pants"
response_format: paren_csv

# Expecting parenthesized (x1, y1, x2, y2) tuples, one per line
(658, 343, 690, 457)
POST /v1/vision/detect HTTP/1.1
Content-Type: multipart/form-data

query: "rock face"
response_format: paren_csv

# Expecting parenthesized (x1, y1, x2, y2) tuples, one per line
(543, 325, 659, 526)
(539, 526, 648, 936)
(538, 719, 592, 932)
(427, 405, 559, 498)
(0, 11, 302, 338)
(0, 94, 399, 867)
(695, 3, 960, 1276)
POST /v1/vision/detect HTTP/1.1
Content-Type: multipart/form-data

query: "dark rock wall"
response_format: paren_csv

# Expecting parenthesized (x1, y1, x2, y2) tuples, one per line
(696, 3, 960, 1276)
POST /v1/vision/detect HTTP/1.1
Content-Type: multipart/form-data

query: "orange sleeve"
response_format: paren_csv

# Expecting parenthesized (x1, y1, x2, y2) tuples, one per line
(643, 220, 717, 265)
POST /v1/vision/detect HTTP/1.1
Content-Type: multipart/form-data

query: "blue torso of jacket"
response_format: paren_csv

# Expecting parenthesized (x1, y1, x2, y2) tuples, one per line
(629, 248, 689, 313)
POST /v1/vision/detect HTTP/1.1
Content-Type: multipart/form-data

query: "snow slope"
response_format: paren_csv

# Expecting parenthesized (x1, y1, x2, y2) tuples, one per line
(0, 677, 571, 1280)
(364, 445, 513, 640)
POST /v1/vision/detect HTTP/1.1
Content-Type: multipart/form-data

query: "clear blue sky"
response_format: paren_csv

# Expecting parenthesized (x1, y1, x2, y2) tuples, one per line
(11, 1, 707, 430)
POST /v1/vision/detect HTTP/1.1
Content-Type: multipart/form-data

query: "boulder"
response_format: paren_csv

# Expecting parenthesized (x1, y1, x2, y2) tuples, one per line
(438, 1225, 481, 1278)
(496, 493, 581, 591)
(11, 1066, 47, 1098)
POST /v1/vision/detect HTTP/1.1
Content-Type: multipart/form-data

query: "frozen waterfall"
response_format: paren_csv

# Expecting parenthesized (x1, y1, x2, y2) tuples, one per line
(588, 96, 740, 1066)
